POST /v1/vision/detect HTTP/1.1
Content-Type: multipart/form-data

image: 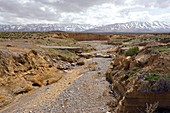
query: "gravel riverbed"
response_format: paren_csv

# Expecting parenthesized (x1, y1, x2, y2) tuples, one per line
(45, 58, 114, 113)
(1, 41, 115, 113)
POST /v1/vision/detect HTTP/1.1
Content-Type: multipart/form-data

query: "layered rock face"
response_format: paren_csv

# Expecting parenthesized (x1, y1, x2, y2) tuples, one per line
(106, 47, 170, 113)
(0, 49, 62, 109)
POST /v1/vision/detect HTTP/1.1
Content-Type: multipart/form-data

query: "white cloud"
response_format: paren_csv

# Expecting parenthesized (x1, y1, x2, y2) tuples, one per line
(59, 3, 170, 25)
(152, 13, 170, 22)
(127, 11, 152, 21)
(59, 3, 128, 25)
(0, 0, 170, 25)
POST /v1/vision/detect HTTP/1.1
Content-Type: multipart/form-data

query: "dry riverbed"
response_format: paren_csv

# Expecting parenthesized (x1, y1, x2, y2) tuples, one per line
(1, 41, 115, 113)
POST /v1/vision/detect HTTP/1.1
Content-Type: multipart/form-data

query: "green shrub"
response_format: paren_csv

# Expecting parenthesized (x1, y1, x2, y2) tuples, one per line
(51, 49, 77, 63)
(145, 73, 170, 82)
(127, 67, 141, 77)
(144, 73, 161, 81)
(154, 46, 170, 53)
(125, 47, 139, 56)
(107, 38, 133, 45)
(139, 73, 170, 93)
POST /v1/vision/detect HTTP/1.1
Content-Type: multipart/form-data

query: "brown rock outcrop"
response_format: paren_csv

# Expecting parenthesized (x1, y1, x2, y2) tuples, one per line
(106, 47, 170, 113)
(0, 49, 62, 109)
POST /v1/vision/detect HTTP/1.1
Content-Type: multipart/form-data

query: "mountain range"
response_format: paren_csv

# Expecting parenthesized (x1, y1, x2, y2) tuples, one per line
(0, 21, 170, 33)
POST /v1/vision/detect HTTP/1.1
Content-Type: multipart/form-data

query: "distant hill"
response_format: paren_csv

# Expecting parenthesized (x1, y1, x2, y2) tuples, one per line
(0, 21, 170, 33)
(0, 24, 95, 32)
(85, 21, 170, 33)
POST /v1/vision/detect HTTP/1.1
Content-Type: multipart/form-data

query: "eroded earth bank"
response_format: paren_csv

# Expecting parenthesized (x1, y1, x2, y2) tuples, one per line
(0, 32, 170, 113)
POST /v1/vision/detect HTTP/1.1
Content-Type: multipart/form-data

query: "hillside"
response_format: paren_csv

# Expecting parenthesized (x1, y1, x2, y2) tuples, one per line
(1, 21, 170, 33)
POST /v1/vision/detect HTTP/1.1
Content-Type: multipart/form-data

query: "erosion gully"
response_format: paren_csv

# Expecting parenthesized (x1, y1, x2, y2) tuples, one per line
(1, 41, 115, 113)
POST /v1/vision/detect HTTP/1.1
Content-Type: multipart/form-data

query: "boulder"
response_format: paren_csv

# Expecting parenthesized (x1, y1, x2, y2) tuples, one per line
(135, 54, 151, 65)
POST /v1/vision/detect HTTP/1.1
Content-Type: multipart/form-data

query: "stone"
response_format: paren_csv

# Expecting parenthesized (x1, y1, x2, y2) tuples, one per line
(77, 61, 85, 66)
(135, 54, 151, 65)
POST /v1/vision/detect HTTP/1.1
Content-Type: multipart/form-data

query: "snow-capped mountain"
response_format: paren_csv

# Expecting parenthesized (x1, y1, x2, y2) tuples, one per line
(0, 24, 95, 32)
(85, 21, 170, 33)
(0, 21, 170, 33)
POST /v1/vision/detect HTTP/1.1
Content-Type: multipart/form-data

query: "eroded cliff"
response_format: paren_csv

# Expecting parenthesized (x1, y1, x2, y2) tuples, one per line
(0, 49, 62, 109)
(106, 46, 170, 113)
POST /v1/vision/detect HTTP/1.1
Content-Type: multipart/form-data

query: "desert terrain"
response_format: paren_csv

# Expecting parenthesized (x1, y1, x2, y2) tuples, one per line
(0, 32, 170, 113)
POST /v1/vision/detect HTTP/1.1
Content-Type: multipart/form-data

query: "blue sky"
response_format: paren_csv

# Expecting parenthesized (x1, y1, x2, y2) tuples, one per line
(0, 0, 170, 25)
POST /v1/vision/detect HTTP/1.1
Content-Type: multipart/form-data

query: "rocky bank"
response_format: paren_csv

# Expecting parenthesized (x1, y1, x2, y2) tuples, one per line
(106, 45, 170, 113)
(0, 49, 62, 109)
